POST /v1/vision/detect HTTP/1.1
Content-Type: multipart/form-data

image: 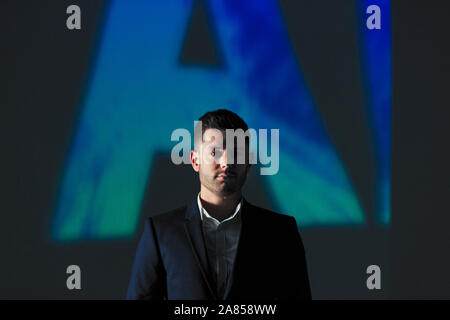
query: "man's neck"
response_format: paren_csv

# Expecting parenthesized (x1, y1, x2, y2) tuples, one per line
(199, 187, 242, 222)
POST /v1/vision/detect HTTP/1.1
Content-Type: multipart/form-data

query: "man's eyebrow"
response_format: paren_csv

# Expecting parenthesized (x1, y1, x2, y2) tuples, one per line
(206, 144, 222, 149)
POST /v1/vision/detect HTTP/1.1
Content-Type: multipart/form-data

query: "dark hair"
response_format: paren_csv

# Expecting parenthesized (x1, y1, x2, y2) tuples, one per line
(197, 109, 248, 135)
(194, 109, 250, 160)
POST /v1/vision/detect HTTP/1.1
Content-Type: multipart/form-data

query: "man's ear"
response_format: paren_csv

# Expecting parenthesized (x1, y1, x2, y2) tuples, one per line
(190, 150, 200, 172)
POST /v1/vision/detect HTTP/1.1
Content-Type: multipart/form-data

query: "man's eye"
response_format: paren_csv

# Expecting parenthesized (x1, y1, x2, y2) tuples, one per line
(211, 149, 222, 157)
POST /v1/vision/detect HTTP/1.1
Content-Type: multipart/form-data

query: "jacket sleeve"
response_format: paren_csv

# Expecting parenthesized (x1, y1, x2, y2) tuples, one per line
(283, 216, 312, 300)
(126, 218, 166, 300)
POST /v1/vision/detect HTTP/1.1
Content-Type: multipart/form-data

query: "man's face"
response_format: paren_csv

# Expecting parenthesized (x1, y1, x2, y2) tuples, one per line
(191, 128, 250, 197)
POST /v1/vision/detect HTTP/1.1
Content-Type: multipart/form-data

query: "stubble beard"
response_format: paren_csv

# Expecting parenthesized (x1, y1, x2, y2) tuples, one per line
(199, 169, 245, 197)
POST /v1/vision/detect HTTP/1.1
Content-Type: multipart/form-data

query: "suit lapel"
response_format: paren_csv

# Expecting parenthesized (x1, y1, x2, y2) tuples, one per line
(184, 200, 218, 300)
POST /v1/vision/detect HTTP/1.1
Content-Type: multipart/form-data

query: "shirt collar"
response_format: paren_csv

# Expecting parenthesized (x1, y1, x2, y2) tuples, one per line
(197, 193, 242, 225)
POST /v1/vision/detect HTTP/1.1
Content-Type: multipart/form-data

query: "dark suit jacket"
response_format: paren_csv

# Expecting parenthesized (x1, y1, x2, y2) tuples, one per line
(126, 198, 312, 300)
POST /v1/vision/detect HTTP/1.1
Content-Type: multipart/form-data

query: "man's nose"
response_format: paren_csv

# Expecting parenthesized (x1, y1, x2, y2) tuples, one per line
(218, 150, 231, 167)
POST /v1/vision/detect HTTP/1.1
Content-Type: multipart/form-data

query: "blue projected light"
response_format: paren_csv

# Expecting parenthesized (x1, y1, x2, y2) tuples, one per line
(357, 0, 392, 225)
(52, 0, 391, 241)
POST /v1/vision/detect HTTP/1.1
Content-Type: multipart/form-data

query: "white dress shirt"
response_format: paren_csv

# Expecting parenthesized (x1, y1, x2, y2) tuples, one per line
(197, 194, 242, 299)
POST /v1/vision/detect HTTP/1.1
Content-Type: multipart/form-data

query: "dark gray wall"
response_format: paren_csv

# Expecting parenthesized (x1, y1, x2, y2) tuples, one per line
(1, 0, 449, 299)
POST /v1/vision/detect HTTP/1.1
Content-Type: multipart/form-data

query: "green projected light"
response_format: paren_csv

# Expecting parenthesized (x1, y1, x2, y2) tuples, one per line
(52, 0, 390, 241)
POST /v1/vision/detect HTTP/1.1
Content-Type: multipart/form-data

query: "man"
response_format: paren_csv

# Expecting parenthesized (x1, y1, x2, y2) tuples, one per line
(126, 109, 311, 300)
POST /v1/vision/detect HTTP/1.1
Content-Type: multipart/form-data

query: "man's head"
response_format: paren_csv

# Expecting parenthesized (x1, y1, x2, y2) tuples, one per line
(190, 109, 251, 197)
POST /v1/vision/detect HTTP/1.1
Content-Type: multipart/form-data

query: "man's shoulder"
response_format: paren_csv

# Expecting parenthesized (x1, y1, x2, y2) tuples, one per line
(246, 201, 296, 226)
(146, 205, 188, 225)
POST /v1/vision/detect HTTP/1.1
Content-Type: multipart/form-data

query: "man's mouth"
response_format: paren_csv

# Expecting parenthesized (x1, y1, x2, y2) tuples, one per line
(216, 172, 235, 179)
